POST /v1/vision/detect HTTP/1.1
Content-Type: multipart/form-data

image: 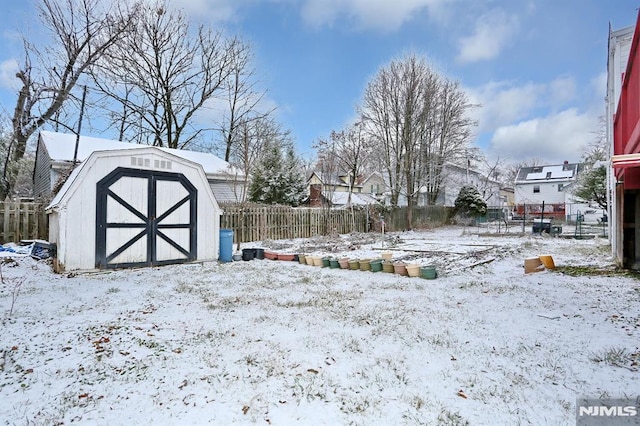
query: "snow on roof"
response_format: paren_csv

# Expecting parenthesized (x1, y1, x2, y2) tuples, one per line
(328, 191, 378, 206)
(516, 163, 580, 182)
(40, 130, 243, 177)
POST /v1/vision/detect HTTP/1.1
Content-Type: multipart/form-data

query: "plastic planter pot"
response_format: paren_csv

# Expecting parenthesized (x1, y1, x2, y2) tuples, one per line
(370, 259, 383, 272)
(264, 251, 278, 260)
(420, 266, 437, 279)
(329, 258, 340, 268)
(393, 262, 408, 276)
(406, 264, 421, 277)
(242, 248, 255, 261)
(306, 255, 315, 266)
(359, 259, 371, 271)
(254, 248, 264, 260)
(382, 261, 395, 273)
(322, 257, 331, 267)
(348, 260, 360, 270)
(278, 253, 295, 261)
(298, 254, 307, 264)
(338, 258, 350, 269)
(312, 256, 324, 267)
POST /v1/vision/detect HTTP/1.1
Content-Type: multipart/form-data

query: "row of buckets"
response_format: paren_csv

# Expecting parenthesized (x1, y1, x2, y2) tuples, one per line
(218, 229, 437, 279)
(297, 253, 438, 279)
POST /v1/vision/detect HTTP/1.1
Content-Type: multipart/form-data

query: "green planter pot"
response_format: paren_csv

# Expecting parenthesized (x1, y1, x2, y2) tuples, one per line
(322, 256, 331, 267)
(420, 266, 437, 279)
(370, 259, 383, 272)
(329, 258, 340, 268)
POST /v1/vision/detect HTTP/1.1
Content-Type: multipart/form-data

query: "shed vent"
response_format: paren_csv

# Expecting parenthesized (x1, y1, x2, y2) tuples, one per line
(153, 160, 172, 170)
(130, 157, 150, 167)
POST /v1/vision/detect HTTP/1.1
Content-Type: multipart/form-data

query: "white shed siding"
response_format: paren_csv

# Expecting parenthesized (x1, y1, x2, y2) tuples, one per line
(48, 147, 220, 272)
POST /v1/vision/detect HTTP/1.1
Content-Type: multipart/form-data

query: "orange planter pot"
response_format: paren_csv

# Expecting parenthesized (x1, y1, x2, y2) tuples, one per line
(393, 262, 408, 276)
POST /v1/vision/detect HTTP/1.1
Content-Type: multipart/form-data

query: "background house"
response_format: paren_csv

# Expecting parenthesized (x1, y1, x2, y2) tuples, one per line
(306, 171, 381, 207)
(433, 162, 501, 207)
(33, 131, 246, 203)
(513, 161, 583, 219)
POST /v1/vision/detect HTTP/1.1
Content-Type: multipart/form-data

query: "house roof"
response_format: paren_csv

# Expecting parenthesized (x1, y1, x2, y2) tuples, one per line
(325, 191, 379, 206)
(39, 130, 243, 179)
(515, 162, 582, 183)
(308, 171, 368, 188)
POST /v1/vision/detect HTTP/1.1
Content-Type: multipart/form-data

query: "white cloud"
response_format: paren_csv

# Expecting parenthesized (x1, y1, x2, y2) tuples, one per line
(456, 9, 518, 64)
(467, 81, 544, 133)
(467, 75, 579, 134)
(300, 0, 450, 31)
(487, 108, 598, 163)
(548, 75, 576, 106)
(0, 59, 19, 91)
(165, 0, 241, 23)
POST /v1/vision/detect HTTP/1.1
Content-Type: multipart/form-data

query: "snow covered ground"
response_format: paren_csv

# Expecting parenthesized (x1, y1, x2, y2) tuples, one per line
(0, 226, 638, 425)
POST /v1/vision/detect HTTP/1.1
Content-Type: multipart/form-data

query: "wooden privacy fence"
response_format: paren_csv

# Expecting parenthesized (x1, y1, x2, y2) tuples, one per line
(0, 201, 48, 243)
(220, 203, 451, 243)
(0, 201, 452, 245)
(220, 204, 369, 243)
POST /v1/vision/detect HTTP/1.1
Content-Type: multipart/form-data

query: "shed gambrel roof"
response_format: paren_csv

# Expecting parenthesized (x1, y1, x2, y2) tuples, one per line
(39, 130, 243, 180)
(515, 162, 583, 184)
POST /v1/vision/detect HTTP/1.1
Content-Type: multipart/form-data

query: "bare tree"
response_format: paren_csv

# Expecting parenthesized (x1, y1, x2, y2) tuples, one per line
(219, 44, 273, 162)
(361, 53, 476, 229)
(315, 122, 371, 230)
(1, 0, 137, 199)
(92, 0, 241, 149)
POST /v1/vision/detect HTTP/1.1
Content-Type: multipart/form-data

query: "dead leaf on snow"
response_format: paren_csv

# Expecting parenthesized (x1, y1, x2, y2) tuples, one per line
(457, 390, 468, 399)
(307, 368, 319, 374)
(242, 405, 250, 414)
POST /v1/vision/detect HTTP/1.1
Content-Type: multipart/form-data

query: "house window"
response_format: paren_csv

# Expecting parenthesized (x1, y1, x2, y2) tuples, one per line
(558, 183, 564, 192)
(370, 185, 375, 194)
(533, 185, 540, 194)
(546, 172, 552, 179)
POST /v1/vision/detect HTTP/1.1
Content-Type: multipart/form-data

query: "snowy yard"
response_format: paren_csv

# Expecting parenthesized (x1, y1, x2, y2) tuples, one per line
(0, 226, 638, 425)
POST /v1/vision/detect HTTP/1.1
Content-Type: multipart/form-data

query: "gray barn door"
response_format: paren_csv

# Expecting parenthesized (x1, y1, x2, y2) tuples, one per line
(96, 167, 197, 269)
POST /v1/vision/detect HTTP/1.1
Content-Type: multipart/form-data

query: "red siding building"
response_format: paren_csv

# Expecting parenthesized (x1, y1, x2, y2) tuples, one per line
(612, 11, 640, 268)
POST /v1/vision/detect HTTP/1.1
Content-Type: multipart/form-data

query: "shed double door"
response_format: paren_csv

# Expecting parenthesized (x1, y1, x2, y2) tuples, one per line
(96, 167, 197, 269)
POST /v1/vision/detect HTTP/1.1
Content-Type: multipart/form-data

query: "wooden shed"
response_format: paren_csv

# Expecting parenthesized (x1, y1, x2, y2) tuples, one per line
(46, 147, 222, 272)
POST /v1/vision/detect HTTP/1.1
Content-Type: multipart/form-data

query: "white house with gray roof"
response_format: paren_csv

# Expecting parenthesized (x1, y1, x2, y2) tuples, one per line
(514, 161, 582, 205)
(33, 131, 246, 203)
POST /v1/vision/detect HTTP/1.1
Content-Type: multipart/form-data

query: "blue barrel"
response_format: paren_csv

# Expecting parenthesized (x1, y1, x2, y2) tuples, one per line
(219, 229, 233, 262)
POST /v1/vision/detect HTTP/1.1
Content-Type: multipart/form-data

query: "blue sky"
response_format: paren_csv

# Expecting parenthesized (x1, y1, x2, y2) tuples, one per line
(0, 0, 638, 165)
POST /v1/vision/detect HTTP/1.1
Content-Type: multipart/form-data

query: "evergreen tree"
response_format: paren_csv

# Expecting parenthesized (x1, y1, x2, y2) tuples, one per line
(454, 185, 487, 217)
(248, 140, 306, 205)
(283, 146, 307, 206)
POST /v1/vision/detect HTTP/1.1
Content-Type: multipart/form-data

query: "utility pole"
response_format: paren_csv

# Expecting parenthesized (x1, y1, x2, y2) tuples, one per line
(73, 85, 88, 165)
